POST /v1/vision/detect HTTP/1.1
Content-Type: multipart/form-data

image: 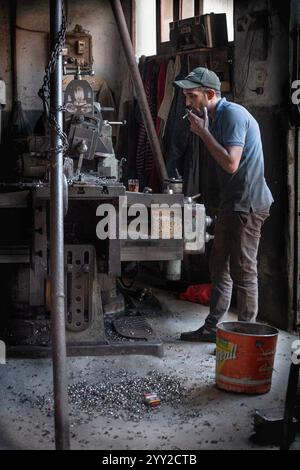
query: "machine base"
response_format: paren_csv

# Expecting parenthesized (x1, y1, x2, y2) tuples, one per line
(7, 340, 164, 359)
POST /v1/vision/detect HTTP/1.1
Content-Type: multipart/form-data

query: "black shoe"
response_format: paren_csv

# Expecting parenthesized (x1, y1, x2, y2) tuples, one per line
(180, 325, 216, 343)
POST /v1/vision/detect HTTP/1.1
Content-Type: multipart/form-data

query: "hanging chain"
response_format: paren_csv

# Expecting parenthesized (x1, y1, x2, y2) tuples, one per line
(38, 1, 69, 153)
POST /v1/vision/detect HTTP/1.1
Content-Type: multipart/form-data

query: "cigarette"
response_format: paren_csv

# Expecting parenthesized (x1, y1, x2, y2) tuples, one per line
(182, 109, 192, 120)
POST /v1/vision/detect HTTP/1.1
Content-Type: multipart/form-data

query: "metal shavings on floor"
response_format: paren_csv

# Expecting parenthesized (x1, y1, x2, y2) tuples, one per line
(15, 370, 200, 423)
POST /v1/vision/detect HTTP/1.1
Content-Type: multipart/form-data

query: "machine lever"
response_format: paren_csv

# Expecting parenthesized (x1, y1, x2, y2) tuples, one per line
(104, 120, 127, 126)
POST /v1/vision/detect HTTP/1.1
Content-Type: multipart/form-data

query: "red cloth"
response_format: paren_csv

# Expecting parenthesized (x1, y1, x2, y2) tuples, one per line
(179, 284, 212, 306)
(136, 60, 167, 192)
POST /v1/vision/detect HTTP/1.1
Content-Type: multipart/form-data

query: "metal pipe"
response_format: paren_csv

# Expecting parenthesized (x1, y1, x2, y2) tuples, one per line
(49, 0, 70, 450)
(110, 0, 168, 186)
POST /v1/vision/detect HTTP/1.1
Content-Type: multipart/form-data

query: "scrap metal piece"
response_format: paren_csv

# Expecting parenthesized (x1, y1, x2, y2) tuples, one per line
(251, 409, 287, 446)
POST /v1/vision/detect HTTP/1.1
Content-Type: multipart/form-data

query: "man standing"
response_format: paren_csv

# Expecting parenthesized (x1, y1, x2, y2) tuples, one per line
(174, 67, 273, 342)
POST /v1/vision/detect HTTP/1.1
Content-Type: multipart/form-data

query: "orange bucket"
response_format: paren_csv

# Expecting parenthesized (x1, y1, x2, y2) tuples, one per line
(216, 321, 278, 394)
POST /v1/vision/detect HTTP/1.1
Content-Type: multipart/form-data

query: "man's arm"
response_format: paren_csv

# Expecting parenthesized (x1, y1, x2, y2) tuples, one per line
(188, 109, 243, 174)
(199, 131, 243, 174)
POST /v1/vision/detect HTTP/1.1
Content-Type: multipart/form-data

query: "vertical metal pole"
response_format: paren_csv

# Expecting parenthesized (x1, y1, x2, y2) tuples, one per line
(194, 0, 204, 17)
(50, 0, 70, 450)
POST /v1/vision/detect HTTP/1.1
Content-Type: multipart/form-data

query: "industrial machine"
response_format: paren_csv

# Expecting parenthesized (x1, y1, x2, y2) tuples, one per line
(0, 26, 213, 358)
(251, 331, 300, 449)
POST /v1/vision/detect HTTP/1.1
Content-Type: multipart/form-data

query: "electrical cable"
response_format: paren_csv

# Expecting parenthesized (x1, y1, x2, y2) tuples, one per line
(16, 25, 48, 34)
(234, 28, 256, 98)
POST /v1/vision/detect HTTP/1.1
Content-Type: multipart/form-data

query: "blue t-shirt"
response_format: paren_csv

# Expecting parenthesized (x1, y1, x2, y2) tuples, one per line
(209, 98, 273, 212)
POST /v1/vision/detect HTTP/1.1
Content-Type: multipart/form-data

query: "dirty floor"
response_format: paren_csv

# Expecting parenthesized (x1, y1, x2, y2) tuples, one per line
(0, 288, 299, 450)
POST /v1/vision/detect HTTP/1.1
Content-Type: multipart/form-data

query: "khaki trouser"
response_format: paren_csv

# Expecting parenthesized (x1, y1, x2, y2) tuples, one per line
(205, 209, 270, 331)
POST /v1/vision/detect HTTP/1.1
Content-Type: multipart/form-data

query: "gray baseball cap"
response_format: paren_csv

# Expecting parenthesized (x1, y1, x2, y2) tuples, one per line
(173, 67, 221, 91)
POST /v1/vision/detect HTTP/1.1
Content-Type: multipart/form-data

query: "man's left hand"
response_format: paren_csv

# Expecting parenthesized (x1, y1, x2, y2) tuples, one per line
(188, 107, 209, 136)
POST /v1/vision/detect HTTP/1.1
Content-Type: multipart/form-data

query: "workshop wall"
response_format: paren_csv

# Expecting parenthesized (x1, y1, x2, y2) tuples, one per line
(0, 1, 11, 108)
(0, 0, 131, 112)
(234, 0, 290, 329)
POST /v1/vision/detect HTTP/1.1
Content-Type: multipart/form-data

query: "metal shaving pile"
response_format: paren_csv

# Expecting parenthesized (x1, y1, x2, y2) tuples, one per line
(31, 370, 187, 422)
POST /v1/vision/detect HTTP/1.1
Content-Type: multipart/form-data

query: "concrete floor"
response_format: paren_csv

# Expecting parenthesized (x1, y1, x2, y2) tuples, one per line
(0, 288, 299, 451)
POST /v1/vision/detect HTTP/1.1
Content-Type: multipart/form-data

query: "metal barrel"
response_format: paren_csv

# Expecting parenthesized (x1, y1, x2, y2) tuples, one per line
(216, 321, 279, 394)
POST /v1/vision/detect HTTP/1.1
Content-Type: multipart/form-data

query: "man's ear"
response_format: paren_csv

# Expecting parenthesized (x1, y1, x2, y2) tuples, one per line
(207, 89, 215, 100)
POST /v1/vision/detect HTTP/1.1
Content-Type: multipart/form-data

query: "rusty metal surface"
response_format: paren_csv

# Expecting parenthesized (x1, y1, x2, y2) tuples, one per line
(65, 245, 94, 333)
(64, 245, 106, 345)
